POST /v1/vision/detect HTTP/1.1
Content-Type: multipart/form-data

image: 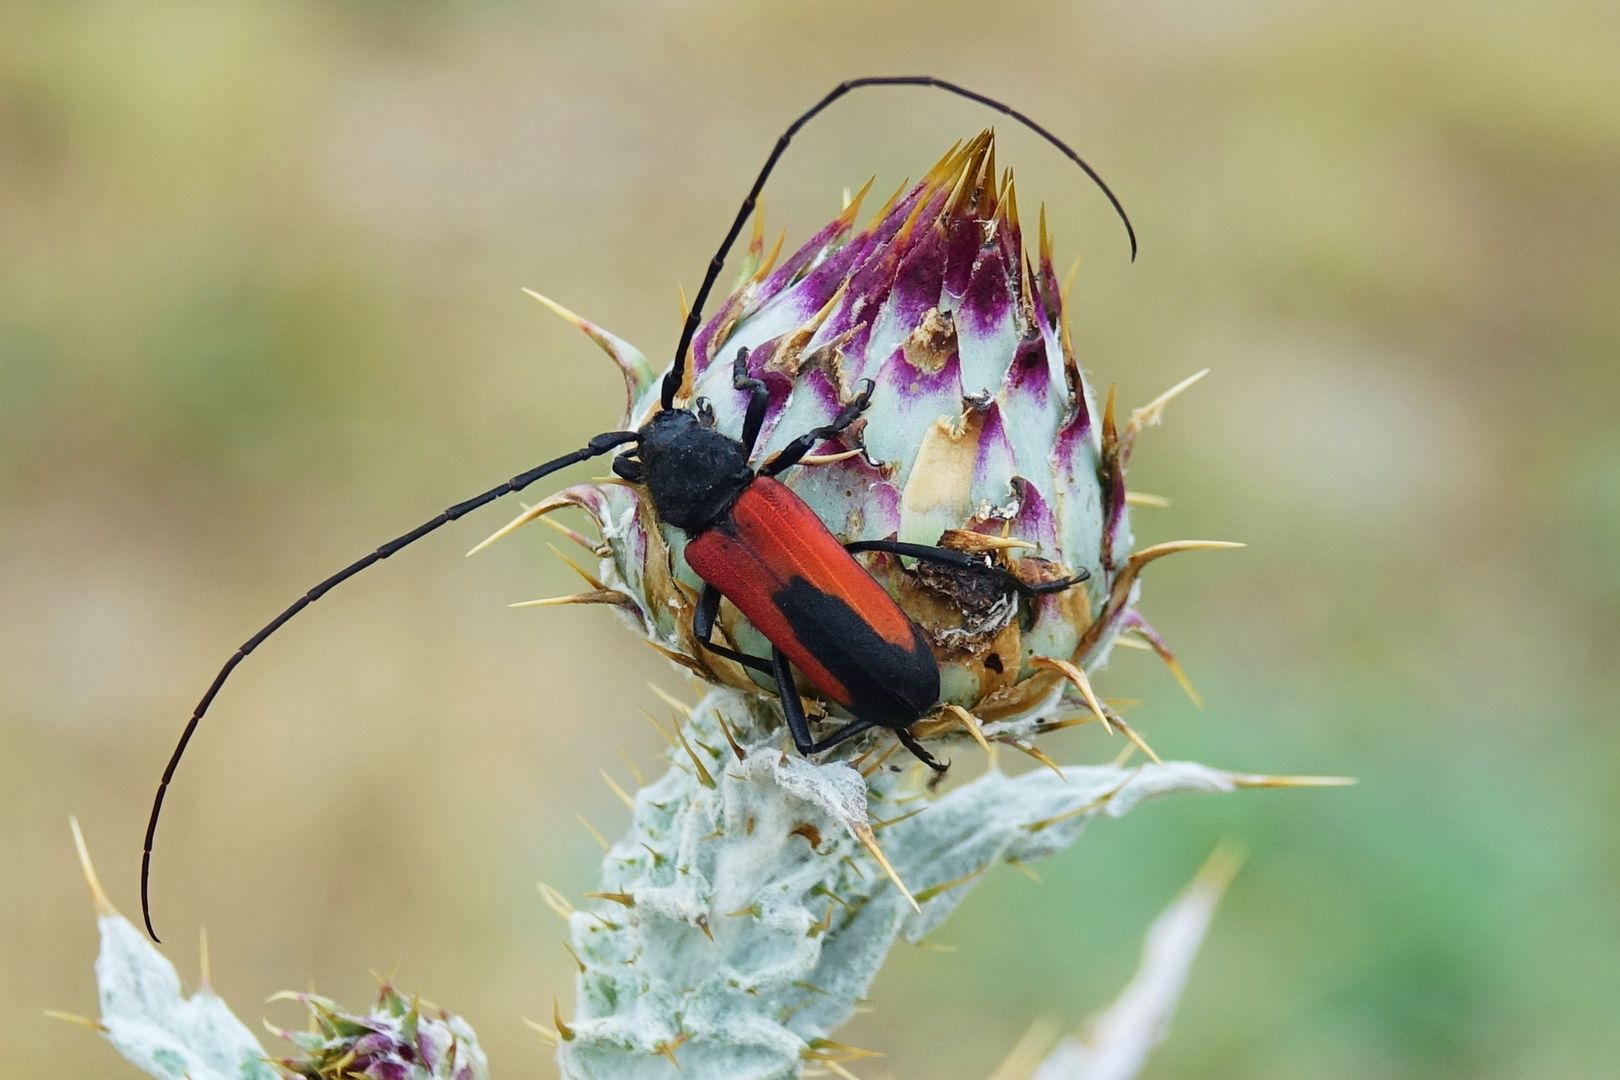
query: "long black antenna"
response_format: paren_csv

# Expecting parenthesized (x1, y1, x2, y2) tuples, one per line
(139, 429, 638, 941)
(662, 75, 1138, 410)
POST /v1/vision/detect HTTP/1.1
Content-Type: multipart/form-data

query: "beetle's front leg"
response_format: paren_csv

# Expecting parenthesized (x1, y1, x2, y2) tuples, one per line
(759, 379, 875, 477)
(732, 347, 770, 461)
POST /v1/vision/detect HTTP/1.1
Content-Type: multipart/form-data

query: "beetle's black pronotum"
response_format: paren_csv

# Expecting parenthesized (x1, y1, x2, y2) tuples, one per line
(140, 76, 1135, 940)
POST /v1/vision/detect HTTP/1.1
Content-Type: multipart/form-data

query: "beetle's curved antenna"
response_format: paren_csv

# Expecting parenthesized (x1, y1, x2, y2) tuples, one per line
(662, 75, 1138, 410)
(139, 429, 638, 942)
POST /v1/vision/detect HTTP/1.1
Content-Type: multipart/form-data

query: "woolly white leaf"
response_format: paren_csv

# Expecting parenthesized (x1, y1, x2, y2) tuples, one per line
(557, 688, 1284, 1080)
(94, 913, 275, 1080)
(890, 762, 1246, 939)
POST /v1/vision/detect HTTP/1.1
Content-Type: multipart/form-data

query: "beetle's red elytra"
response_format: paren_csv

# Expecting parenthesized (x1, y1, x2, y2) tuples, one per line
(685, 475, 938, 723)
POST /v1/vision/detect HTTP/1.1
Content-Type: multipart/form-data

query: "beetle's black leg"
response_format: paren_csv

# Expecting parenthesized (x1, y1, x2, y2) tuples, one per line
(768, 647, 887, 757)
(693, 584, 773, 676)
(760, 379, 875, 477)
(766, 646, 938, 768)
(732, 347, 770, 460)
(844, 539, 1089, 597)
(896, 726, 949, 774)
(806, 718, 879, 755)
(693, 582, 721, 641)
(611, 454, 643, 483)
(771, 646, 817, 754)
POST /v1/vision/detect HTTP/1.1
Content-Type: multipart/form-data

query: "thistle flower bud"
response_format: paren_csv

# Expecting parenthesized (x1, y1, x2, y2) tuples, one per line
(513, 131, 1203, 749)
(273, 985, 489, 1080)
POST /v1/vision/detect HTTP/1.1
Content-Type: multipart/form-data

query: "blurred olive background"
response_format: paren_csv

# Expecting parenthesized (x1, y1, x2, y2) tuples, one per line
(5, 1, 1618, 1077)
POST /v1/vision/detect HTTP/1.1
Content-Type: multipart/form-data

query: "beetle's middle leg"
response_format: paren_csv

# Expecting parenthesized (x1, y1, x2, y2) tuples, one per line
(807, 708, 947, 773)
(768, 646, 820, 755)
(693, 583, 773, 676)
(844, 539, 1089, 597)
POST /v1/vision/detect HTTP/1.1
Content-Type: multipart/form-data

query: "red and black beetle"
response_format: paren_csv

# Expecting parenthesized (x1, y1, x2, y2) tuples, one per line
(140, 75, 1136, 939)
(636, 355, 1090, 774)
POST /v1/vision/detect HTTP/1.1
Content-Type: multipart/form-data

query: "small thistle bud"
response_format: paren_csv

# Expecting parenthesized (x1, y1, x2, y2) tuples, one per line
(515, 131, 1195, 750)
(274, 984, 489, 1080)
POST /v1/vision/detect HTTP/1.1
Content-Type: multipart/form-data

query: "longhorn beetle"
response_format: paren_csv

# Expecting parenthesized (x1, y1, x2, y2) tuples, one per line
(140, 76, 1136, 940)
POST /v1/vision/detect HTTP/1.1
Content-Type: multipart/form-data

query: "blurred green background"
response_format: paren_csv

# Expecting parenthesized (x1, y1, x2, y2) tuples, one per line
(5, 1, 1618, 1076)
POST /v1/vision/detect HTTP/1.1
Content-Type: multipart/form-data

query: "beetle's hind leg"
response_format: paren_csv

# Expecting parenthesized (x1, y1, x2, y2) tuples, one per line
(767, 646, 889, 758)
(766, 646, 945, 773)
(692, 584, 774, 676)
(896, 726, 949, 774)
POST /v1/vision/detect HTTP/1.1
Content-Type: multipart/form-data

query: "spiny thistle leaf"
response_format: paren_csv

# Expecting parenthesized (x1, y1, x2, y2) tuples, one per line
(92, 915, 276, 1080)
(555, 689, 1318, 1079)
(72, 822, 486, 1080)
(68, 820, 275, 1080)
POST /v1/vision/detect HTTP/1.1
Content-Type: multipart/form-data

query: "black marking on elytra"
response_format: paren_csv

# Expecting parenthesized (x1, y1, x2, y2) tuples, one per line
(770, 577, 939, 731)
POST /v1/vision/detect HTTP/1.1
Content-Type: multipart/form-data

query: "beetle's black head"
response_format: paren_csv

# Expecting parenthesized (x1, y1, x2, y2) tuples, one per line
(634, 407, 754, 534)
